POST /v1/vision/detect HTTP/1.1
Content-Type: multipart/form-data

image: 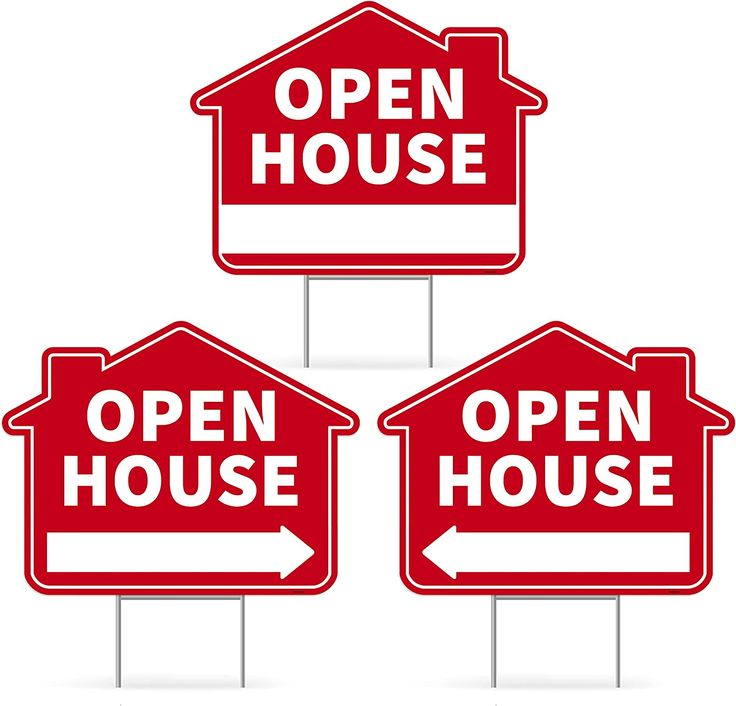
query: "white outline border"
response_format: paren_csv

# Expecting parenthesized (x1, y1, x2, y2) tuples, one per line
(381, 326, 731, 592)
(7, 325, 356, 592)
(194, 7, 544, 272)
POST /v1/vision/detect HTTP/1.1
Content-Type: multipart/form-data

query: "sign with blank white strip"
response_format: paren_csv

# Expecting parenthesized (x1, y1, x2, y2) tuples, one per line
(191, 3, 545, 275)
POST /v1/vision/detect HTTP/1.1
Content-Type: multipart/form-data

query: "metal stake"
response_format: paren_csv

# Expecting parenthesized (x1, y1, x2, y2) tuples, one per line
(240, 596, 245, 688)
(492, 595, 621, 688)
(302, 275, 434, 367)
(115, 595, 121, 688)
(491, 594, 497, 688)
(304, 275, 310, 368)
(114, 595, 244, 687)
(615, 595, 621, 688)
(428, 275, 434, 368)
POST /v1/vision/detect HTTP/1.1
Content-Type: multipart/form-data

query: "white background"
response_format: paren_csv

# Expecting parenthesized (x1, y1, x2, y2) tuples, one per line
(1, 0, 734, 703)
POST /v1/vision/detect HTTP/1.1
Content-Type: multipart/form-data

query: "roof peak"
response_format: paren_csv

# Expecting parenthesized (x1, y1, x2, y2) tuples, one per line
(192, 2, 545, 112)
(378, 321, 733, 433)
(3, 322, 359, 433)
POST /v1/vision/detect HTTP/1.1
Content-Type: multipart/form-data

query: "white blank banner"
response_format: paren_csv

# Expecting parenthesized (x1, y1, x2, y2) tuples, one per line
(219, 204, 520, 254)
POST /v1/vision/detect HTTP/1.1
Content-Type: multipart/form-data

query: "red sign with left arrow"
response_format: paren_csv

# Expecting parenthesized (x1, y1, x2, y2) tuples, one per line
(379, 323, 733, 595)
(3, 322, 358, 595)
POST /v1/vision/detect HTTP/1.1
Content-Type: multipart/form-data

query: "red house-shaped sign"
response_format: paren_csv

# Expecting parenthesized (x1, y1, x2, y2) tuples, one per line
(379, 323, 732, 595)
(192, 2, 546, 275)
(3, 323, 358, 595)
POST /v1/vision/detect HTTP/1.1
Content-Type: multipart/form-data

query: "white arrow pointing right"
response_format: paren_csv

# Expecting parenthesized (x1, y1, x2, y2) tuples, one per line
(422, 527, 691, 579)
(47, 526, 315, 579)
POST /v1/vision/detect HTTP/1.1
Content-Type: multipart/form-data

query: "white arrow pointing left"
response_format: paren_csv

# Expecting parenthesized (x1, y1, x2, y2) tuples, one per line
(47, 527, 315, 579)
(422, 526, 690, 579)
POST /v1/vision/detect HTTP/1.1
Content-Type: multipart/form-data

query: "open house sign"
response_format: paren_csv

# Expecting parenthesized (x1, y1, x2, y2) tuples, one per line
(380, 323, 733, 595)
(192, 2, 546, 274)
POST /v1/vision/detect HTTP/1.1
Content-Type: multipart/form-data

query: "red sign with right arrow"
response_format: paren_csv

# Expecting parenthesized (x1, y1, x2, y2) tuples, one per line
(3, 322, 358, 595)
(379, 322, 733, 595)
